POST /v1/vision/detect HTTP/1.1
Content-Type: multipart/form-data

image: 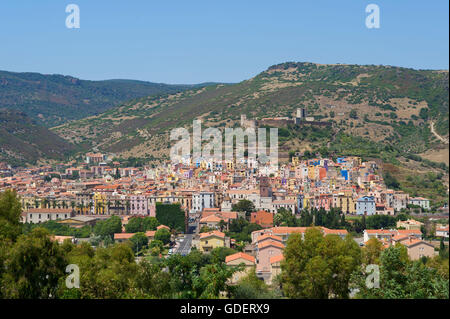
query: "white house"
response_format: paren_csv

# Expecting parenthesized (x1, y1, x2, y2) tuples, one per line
(193, 192, 215, 212)
(436, 226, 449, 238)
(408, 197, 430, 210)
(23, 208, 75, 224)
(356, 196, 376, 215)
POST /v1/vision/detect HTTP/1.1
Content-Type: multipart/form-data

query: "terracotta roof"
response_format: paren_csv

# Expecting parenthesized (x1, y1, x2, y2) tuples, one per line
(225, 252, 256, 264)
(270, 254, 284, 264)
(397, 229, 422, 235)
(145, 230, 156, 237)
(200, 214, 223, 223)
(402, 239, 433, 248)
(157, 225, 170, 231)
(114, 233, 134, 240)
(257, 234, 283, 243)
(322, 227, 348, 235)
(270, 226, 307, 235)
(200, 230, 225, 239)
(258, 240, 285, 250)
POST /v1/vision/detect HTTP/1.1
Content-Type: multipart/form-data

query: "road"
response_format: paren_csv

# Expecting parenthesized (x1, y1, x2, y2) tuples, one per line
(176, 234, 193, 256)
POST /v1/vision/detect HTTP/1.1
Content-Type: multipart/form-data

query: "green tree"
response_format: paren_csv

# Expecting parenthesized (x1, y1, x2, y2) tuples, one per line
(129, 232, 149, 254)
(1, 228, 67, 298)
(363, 237, 384, 265)
(231, 269, 278, 299)
(0, 189, 22, 242)
(351, 245, 448, 299)
(274, 207, 296, 227)
(154, 228, 171, 245)
(231, 200, 256, 217)
(156, 203, 185, 232)
(133, 260, 172, 298)
(93, 216, 122, 241)
(281, 228, 361, 299)
(142, 217, 160, 231)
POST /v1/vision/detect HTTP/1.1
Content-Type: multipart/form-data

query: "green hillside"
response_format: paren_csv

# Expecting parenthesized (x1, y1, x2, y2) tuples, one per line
(54, 62, 449, 159)
(0, 109, 75, 166)
(0, 70, 208, 126)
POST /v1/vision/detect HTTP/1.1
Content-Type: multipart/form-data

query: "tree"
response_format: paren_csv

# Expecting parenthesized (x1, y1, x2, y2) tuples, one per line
(366, 215, 396, 229)
(231, 200, 255, 217)
(125, 216, 160, 233)
(154, 228, 171, 245)
(274, 207, 296, 227)
(142, 217, 160, 231)
(59, 243, 138, 299)
(0, 189, 22, 242)
(125, 217, 144, 233)
(156, 203, 185, 232)
(210, 247, 236, 263)
(439, 238, 448, 258)
(1, 228, 67, 298)
(94, 216, 122, 241)
(133, 260, 172, 298)
(231, 269, 279, 299)
(191, 263, 236, 299)
(129, 232, 149, 254)
(281, 228, 361, 299)
(349, 109, 358, 119)
(351, 245, 448, 299)
(364, 238, 384, 264)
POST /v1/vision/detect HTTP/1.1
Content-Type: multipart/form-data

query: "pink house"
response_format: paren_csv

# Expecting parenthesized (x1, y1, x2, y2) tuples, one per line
(130, 195, 150, 215)
(256, 240, 284, 273)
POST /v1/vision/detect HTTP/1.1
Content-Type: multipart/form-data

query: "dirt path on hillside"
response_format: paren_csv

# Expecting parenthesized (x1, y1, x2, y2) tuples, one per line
(430, 121, 449, 144)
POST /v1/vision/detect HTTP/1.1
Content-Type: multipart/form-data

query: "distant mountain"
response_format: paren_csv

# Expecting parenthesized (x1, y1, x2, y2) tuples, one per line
(0, 70, 210, 126)
(0, 109, 75, 166)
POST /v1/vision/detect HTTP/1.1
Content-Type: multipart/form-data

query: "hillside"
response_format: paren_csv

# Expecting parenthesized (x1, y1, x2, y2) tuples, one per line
(0, 109, 75, 166)
(54, 62, 449, 159)
(0, 70, 208, 126)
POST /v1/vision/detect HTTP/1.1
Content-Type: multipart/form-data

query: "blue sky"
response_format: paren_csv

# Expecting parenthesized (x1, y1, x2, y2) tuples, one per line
(0, 1, 448, 84)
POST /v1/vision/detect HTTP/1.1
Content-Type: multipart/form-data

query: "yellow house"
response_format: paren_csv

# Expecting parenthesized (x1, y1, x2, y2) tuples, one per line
(303, 195, 313, 210)
(340, 190, 356, 214)
(291, 156, 300, 166)
(307, 166, 315, 180)
(225, 252, 256, 284)
(199, 230, 226, 253)
(20, 196, 40, 210)
(93, 192, 108, 214)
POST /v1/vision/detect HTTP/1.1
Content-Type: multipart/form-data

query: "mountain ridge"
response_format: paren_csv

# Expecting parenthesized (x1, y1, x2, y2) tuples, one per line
(0, 70, 215, 127)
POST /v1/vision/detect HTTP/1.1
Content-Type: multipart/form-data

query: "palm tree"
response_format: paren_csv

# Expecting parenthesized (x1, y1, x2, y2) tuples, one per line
(106, 200, 111, 215)
(42, 198, 49, 209)
(88, 202, 94, 214)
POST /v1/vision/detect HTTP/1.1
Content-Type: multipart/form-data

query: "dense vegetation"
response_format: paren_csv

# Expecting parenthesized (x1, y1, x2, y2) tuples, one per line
(0, 109, 75, 166)
(0, 70, 204, 127)
(0, 190, 448, 299)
